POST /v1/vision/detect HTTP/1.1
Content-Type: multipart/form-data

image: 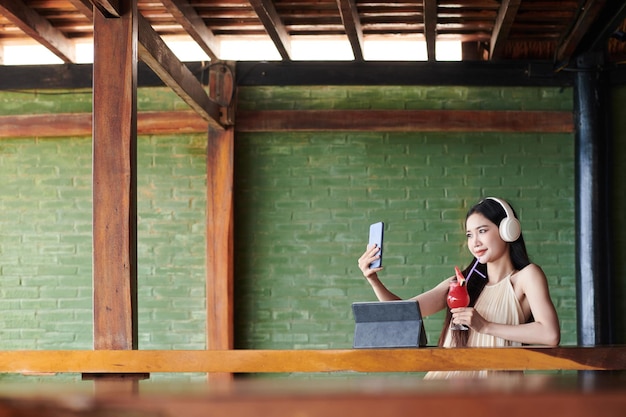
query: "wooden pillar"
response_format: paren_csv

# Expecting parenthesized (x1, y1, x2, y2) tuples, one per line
(206, 126, 235, 383)
(91, 0, 139, 351)
(206, 63, 236, 382)
(574, 50, 614, 346)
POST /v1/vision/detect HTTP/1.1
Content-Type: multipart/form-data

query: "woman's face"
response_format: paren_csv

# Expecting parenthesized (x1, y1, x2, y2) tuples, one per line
(465, 212, 508, 264)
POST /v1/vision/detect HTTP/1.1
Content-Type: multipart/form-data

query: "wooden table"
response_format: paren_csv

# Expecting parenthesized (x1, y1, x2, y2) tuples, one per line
(0, 371, 625, 417)
(0, 347, 625, 417)
(0, 346, 624, 374)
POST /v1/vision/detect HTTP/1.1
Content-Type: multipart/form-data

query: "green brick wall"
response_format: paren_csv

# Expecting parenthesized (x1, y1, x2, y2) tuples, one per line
(235, 86, 576, 353)
(0, 89, 207, 381)
(0, 83, 579, 381)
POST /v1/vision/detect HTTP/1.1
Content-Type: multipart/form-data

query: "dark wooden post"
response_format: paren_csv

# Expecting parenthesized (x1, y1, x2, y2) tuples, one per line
(574, 50, 615, 346)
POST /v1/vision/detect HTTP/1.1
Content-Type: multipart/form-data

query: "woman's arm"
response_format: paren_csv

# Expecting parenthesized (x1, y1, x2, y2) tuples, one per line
(413, 278, 450, 317)
(358, 244, 449, 316)
(458, 264, 561, 346)
(357, 244, 401, 301)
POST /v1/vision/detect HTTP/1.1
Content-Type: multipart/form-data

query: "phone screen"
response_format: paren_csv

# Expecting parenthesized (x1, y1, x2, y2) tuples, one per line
(368, 222, 384, 268)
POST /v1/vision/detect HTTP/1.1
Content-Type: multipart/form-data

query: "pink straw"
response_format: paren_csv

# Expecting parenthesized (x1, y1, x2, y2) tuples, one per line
(466, 258, 486, 282)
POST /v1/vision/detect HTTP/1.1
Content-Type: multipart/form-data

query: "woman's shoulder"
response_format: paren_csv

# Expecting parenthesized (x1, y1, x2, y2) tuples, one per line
(518, 262, 544, 276)
(515, 263, 549, 287)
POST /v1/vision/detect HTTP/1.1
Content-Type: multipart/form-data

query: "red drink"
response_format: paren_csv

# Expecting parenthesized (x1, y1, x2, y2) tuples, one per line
(447, 280, 470, 330)
(447, 281, 470, 309)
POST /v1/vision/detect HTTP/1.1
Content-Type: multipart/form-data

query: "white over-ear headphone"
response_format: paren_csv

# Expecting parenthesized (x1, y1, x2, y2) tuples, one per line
(485, 197, 521, 242)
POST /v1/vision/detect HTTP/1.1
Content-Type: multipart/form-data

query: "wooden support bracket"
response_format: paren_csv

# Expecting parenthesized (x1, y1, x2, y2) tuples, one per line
(208, 61, 236, 126)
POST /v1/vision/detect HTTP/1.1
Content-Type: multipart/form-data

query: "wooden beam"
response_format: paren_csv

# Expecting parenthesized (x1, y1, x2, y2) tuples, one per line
(248, 0, 292, 60)
(206, 125, 235, 382)
(0, 111, 206, 138)
(235, 110, 575, 133)
(0, 109, 574, 138)
(574, 0, 626, 56)
(159, 0, 220, 61)
(137, 14, 224, 128)
(556, 0, 607, 64)
(69, 0, 94, 20)
(0, 61, 576, 90)
(336, 0, 364, 61)
(92, 0, 138, 351)
(90, 0, 121, 18)
(234, 61, 576, 87)
(0, 347, 625, 374)
(0, 0, 76, 63)
(423, 0, 437, 61)
(489, 0, 522, 60)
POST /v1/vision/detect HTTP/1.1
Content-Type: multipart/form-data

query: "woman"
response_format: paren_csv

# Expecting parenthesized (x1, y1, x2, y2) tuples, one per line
(357, 197, 560, 377)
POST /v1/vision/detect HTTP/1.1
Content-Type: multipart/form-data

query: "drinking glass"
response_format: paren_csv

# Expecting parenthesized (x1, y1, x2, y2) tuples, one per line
(447, 280, 470, 330)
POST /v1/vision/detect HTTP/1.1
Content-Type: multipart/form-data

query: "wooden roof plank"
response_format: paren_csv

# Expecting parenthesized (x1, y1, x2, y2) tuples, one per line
(248, 0, 292, 60)
(336, 0, 365, 61)
(68, 0, 94, 20)
(489, 0, 522, 60)
(0, 0, 76, 63)
(89, 0, 121, 17)
(160, 0, 220, 60)
(423, 0, 437, 61)
(556, 0, 607, 64)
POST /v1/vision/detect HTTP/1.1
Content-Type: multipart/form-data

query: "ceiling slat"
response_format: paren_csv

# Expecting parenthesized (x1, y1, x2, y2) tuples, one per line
(89, 0, 121, 18)
(160, 0, 220, 60)
(489, 0, 521, 60)
(0, 0, 76, 63)
(336, 0, 364, 61)
(247, 0, 292, 60)
(556, 0, 607, 64)
(0, 1, 625, 67)
(423, 0, 437, 61)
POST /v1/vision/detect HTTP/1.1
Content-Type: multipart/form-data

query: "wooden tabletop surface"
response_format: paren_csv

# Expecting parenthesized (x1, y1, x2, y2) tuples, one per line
(0, 371, 625, 417)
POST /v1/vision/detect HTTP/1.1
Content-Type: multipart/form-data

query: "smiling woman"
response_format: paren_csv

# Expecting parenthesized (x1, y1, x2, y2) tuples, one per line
(357, 196, 561, 379)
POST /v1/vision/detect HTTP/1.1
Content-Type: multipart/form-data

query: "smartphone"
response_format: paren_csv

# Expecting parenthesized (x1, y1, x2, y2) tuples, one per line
(368, 222, 384, 268)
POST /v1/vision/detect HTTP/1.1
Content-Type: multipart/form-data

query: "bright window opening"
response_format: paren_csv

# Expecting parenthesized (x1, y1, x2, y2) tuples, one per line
(1, 36, 462, 65)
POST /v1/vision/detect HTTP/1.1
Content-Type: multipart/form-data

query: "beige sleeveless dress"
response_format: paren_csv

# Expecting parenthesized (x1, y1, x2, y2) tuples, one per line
(425, 273, 523, 379)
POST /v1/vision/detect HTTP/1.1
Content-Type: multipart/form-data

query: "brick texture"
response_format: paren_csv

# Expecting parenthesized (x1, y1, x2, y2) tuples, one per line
(234, 85, 577, 351)
(0, 84, 586, 382)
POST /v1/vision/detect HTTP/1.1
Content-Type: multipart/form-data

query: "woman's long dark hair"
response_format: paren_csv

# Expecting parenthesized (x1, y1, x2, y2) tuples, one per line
(438, 198, 532, 347)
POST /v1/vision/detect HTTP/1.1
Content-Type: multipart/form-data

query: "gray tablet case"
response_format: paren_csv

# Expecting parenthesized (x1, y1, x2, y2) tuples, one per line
(352, 300, 427, 348)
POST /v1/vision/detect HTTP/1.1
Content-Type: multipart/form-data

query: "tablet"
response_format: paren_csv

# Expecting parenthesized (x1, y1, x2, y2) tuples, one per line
(352, 300, 427, 348)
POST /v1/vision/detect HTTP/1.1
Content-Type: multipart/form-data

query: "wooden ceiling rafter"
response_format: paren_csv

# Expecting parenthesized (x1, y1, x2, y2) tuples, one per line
(49, 0, 224, 127)
(137, 13, 224, 129)
(489, 0, 521, 60)
(0, 0, 76, 63)
(68, 0, 94, 20)
(90, 0, 121, 17)
(555, 0, 607, 64)
(159, 0, 220, 61)
(423, 0, 437, 61)
(1, 1, 626, 68)
(336, 0, 364, 61)
(247, 0, 292, 60)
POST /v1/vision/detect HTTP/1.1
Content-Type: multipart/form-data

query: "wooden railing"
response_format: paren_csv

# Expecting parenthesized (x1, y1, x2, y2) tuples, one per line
(1, 347, 626, 417)
(1, 346, 624, 375)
